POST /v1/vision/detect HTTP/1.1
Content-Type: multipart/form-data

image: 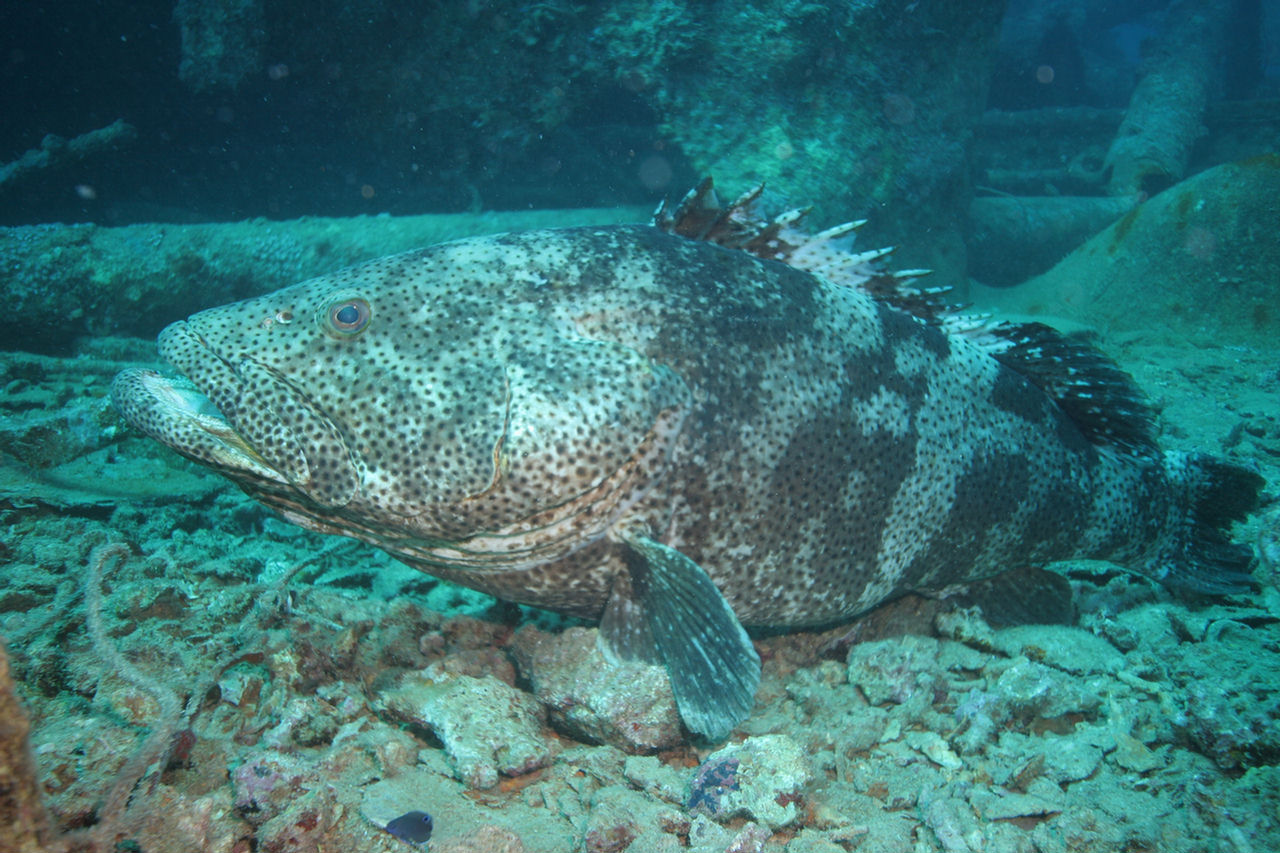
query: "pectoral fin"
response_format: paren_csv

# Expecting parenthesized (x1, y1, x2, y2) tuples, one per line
(601, 531, 760, 741)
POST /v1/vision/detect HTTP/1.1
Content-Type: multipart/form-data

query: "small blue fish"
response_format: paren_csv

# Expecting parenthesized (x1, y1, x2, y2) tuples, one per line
(386, 810, 433, 845)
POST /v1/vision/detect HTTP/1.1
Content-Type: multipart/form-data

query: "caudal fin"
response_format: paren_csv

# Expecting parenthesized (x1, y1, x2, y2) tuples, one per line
(1157, 453, 1266, 594)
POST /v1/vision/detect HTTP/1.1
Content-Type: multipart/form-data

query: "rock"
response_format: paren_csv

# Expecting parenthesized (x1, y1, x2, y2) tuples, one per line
(430, 825, 528, 853)
(231, 752, 313, 824)
(985, 727, 1103, 787)
(935, 607, 999, 653)
(919, 788, 984, 853)
(718, 823, 771, 853)
(1106, 603, 1182, 650)
(361, 766, 575, 852)
(255, 790, 331, 852)
(1168, 623, 1280, 770)
(847, 636, 943, 706)
(905, 731, 964, 771)
(583, 785, 687, 853)
(970, 781, 1063, 821)
(622, 755, 687, 805)
(107, 785, 253, 853)
(1041, 735, 1103, 784)
(838, 705, 891, 754)
(514, 626, 682, 753)
(374, 668, 551, 788)
(785, 830, 851, 853)
(987, 625, 1125, 675)
(1111, 732, 1165, 773)
(688, 735, 812, 830)
(972, 157, 1280, 349)
(686, 813, 736, 852)
(256, 786, 392, 853)
(952, 688, 1010, 755)
(990, 658, 1103, 721)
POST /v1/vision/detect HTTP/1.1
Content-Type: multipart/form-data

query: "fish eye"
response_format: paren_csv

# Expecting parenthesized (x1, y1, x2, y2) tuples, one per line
(326, 298, 371, 336)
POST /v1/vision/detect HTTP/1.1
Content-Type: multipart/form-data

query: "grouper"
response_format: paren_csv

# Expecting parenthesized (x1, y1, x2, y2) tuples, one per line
(112, 180, 1264, 740)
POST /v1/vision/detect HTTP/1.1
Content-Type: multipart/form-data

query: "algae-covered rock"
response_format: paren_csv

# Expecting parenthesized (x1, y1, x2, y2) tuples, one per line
(903, 730, 964, 771)
(918, 786, 985, 853)
(113, 785, 253, 853)
(973, 156, 1280, 348)
(582, 785, 688, 853)
(990, 730, 1102, 785)
(374, 669, 551, 789)
(514, 626, 682, 753)
(429, 825, 530, 853)
(987, 624, 1125, 675)
(990, 658, 1104, 721)
(1176, 646, 1280, 769)
(1111, 731, 1165, 773)
(847, 635, 944, 706)
(622, 754, 687, 805)
(0, 346, 225, 507)
(970, 778, 1063, 822)
(361, 766, 575, 853)
(686, 734, 811, 829)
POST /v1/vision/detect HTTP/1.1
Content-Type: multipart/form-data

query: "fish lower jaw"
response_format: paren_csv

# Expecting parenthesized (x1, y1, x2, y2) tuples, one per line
(187, 419, 286, 484)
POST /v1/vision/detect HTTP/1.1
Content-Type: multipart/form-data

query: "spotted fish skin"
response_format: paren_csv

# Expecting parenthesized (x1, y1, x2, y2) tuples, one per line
(112, 194, 1262, 740)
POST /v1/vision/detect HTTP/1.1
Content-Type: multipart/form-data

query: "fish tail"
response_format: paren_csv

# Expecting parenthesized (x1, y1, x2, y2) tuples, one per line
(1154, 452, 1267, 594)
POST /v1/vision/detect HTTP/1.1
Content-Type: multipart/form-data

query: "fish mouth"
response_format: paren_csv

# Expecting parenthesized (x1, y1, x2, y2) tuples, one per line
(112, 321, 360, 508)
(111, 366, 286, 484)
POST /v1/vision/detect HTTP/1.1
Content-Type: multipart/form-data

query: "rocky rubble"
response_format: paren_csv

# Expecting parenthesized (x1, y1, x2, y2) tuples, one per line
(1, 338, 1278, 852)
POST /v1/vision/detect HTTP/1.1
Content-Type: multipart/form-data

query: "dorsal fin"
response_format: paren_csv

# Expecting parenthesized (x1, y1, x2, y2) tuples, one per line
(654, 177, 955, 327)
(656, 179, 1161, 460)
(985, 322, 1159, 460)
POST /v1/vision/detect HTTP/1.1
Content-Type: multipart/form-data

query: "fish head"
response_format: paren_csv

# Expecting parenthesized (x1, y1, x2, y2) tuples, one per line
(112, 235, 690, 570)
